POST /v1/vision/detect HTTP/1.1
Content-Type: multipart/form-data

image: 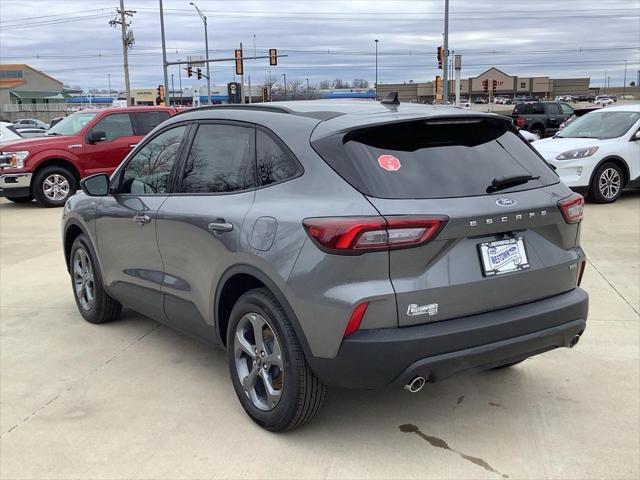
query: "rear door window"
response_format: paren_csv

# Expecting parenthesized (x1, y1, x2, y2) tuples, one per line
(132, 111, 171, 136)
(312, 117, 558, 199)
(90, 113, 133, 141)
(546, 103, 561, 115)
(179, 123, 255, 193)
(531, 103, 545, 114)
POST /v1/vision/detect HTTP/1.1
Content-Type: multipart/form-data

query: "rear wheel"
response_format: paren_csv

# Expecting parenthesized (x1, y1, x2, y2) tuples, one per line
(33, 166, 77, 207)
(590, 162, 624, 203)
(227, 288, 326, 432)
(5, 195, 33, 203)
(70, 234, 122, 324)
(529, 125, 545, 138)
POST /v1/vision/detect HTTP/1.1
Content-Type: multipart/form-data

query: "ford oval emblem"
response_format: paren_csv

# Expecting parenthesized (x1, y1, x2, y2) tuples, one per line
(496, 197, 516, 207)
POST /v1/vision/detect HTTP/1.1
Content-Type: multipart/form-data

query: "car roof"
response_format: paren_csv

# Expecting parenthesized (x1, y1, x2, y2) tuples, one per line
(170, 99, 505, 140)
(69, 106, 176, 115)
(591, 104, 640, 112)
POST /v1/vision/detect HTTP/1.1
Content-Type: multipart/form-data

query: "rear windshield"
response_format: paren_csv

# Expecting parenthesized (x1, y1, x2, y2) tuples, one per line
(312, 117, 558, 199)
(513, 103, 545, 114)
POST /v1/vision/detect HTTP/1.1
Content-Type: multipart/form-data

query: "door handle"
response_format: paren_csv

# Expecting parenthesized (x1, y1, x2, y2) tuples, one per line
(207, 220, 233, 233)
(133, 214, 151, 225)
(129, 143, 138, 148)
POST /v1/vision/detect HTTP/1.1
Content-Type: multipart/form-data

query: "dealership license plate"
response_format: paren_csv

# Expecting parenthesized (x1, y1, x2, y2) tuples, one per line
(479, 237, 530, 276)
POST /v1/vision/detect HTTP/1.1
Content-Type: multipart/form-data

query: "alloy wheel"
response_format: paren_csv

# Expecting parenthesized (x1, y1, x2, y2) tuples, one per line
(233, 312, 284, 411)
(599, 168, 621, 200)
(43, 174, 70, 201)
(73, 247, 95, 311)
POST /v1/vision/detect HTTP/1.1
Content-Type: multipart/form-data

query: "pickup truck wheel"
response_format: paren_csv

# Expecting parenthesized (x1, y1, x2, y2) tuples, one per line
(590, 162, 623, 203)
(70, 234, 122, 324)
(33, 166, 77, 207)
(5, 195, 33, 203)
(227, 287, 326, 432)
(530, 126, 544, 138)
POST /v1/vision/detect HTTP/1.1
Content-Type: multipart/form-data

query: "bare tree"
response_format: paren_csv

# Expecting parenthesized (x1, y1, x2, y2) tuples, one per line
(318, 80, 331, 90)
(332, 79, 350, 89)
(352, 78, 370, 88)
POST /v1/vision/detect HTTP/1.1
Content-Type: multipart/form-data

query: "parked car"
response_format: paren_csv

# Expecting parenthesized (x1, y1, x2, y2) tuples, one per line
(0, 106, 177, 206)
(0, 122, 23, 143)
(459, 99, 471, 108)
(62, 100, 588, 431)
(559, 106, 602, 130)
(473, 97, 487, 104)
(533, 104, 640, 203)
(511, 101, 575, 138)
(13, 118, 49, 130)
(594, 96, 614, 106)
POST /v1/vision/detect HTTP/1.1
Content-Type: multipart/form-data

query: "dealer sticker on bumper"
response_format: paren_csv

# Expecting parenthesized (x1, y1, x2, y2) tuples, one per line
(479, 237, 530, 276)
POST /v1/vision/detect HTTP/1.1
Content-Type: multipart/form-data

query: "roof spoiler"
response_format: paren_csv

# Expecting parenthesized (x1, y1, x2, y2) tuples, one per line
(380, 91, 400, 105)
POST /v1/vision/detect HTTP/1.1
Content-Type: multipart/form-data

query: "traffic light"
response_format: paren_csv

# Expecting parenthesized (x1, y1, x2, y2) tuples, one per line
(437, 46, 443, 69)
(187, 65, 193, 77)
(492, 79, 498, 94)
(482, 79, 488, 93)
(269, 48, 278, 66)
(262, 86, 270, 102)
(197, 68, 202, 80)
(235, 48, 244, 76)
(156, 84, 165, 105)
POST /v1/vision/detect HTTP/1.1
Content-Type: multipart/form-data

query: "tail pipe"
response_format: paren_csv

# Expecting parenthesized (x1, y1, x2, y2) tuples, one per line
(404, 376, 426, 393)
(568, 334, 581, 348)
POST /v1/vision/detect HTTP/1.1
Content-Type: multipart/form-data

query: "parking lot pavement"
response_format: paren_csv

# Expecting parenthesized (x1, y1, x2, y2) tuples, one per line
(1, 193, 638, 480)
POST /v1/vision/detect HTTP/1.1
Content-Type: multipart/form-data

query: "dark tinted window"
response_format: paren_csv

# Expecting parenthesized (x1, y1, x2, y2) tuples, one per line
(256, 130, 302, 186)
(133, 111, 171, 135)
(91, 113, 133, 141)
(531, 103, 545, 114)
(180, 124, 255, 193)
(312, 118, 558, 199)
(120, 125, 186, 194)
(546, 103, 561, 115)
(560, 103, 574, 115)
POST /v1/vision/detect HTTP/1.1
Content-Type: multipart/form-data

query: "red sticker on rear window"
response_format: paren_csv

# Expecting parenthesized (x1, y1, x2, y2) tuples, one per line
(377, 154, 401, 171)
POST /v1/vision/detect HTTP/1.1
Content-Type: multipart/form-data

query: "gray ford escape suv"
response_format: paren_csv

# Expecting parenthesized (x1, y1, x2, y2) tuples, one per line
(62, 98, 588, 431)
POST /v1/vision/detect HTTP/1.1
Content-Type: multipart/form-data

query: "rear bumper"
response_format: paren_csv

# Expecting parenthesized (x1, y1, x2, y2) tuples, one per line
(0, 172, 32, 197)
(308, 288, 588, 389)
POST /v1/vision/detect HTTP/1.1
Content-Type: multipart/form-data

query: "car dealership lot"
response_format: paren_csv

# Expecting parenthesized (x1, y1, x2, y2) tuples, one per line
(0, 194, 638, 479)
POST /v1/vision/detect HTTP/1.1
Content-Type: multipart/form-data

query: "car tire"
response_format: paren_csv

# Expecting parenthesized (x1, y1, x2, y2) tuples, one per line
(33, 166, 77, 208)
(5, 195, 33, 203)
(530, 125, 545, 138)
(226, 287, 326, 432)
(589, 162, 624, 203)
(69, 234, 122, 324)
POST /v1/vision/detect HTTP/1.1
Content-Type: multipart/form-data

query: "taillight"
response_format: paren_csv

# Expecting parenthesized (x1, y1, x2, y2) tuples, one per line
(344, 302, 368, 337)
(515, 117, 526, 128)
(558, 193, 584, 224)
(302, 216, 447, 254)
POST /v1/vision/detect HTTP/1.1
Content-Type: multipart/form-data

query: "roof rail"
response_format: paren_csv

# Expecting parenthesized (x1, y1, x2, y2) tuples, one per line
(172, 103, 293, 117)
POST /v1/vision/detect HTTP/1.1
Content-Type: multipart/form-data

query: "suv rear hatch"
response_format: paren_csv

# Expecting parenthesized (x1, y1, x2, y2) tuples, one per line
(313, 115, 583, 327)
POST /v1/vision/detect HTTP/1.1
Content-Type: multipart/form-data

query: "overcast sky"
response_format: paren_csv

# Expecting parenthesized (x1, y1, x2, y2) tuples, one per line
(1, 0, 638, 91)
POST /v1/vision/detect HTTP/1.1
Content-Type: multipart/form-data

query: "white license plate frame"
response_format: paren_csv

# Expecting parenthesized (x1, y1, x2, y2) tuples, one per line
(478, 236, 530, 277)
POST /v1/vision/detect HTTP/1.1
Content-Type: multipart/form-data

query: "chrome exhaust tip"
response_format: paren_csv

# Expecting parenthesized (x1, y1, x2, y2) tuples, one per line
(404, 376, 426, 393)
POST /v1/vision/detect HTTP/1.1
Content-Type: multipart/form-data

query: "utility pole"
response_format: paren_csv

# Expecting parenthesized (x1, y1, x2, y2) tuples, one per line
(374, 39, 379, 97)
(109, 1, 135, 106)
(107, 73, 112, 99)
(604, 70, 607, 94)
(178, 63, 183, 101)
(454, 54, 461, 106)
(306, 78, 310, 98)
(171, 74, 174, 106)
(158, 0, 169, 107)
(240, 42, 245, 104)
(442, 0, 450, 103)
(248, 75, 252, 104)
(623, 60, 628, 97)
(282, 73, 287, 100)
(190, 3, 211, 105)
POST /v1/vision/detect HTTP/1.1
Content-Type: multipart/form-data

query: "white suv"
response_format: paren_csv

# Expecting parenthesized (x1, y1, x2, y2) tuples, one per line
(594, 96, 614, 106)
(533, 104, 640, 203)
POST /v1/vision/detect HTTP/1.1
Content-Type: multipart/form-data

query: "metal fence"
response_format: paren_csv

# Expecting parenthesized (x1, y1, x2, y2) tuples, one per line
(2, 103, 112, 113)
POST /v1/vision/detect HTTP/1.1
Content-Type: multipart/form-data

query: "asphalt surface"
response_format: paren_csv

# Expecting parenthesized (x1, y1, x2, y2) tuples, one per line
(1, 192, 639, 479)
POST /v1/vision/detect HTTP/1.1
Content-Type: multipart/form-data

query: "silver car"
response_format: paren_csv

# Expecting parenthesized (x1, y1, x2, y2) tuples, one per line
(62, 98, 589, 431)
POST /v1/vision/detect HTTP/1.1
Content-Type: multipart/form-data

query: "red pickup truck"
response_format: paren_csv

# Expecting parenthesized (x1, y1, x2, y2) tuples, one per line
(0, 106, 177, 207)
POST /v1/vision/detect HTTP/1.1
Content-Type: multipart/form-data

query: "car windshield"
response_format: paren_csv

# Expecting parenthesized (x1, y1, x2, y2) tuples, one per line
(557, 111, 640, 139)
(46, 111, 97, 136)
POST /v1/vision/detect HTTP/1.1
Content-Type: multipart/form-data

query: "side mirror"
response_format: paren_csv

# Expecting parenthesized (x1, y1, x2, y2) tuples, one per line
(632, 131, 640, 141)
(81, 173, 110, 196)
(87, 130, 107, 143)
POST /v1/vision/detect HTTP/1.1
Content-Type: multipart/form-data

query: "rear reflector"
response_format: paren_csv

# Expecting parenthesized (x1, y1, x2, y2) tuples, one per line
(558, 193, 584, 224)
(577, 259, 586, 286)
(303, 216, 447, 254)
(344, 302, 368, 337)
(515, 118, 526, 128)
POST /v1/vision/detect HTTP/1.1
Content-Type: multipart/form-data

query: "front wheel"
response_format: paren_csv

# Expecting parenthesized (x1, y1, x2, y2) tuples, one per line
(33, 166, 77, 207)
(227, 288, 326, 432)
(590, 162, 624, 203)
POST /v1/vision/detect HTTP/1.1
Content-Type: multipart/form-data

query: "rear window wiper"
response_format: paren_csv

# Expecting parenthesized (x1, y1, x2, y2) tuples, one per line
(487, 174, 540, 193)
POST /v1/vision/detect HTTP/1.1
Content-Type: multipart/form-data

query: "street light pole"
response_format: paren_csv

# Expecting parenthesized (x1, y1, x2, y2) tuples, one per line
(190, 2, 211, 105)
(442, 0, 450, 102)
(107, 73, 112, 99)
(374, 39, 379, 98)
(171, 73, 174, 105)
(159, 0, 169, 107)
(623, 60, 628, 97)
(306, 78, 310, 98)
